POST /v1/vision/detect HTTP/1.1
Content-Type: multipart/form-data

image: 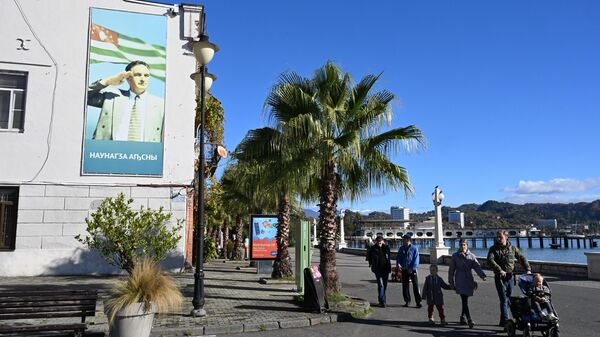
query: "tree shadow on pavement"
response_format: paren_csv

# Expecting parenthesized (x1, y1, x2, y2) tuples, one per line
(235, 305, 307, 312)
(350, 318, 501, 336)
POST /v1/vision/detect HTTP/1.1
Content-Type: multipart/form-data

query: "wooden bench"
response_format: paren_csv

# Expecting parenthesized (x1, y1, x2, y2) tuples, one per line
(0, 290, 98, 336)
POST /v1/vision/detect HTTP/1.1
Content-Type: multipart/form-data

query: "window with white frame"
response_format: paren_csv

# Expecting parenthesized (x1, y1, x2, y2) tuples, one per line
(0, 71, 28, 131)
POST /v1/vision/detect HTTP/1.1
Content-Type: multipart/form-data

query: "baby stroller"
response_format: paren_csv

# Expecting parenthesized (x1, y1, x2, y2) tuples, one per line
(506, 274, 560, 337)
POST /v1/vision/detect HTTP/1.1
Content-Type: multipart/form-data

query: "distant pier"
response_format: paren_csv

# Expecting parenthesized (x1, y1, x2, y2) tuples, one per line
(348, 228, 597, 250)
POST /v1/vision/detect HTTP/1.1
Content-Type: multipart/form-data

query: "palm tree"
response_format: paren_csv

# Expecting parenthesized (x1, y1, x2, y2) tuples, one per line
(221, 164, 256, 260)
(221, 160, 280, 260)
(262, 61, 425, 294)
(235, 128, 315, 278)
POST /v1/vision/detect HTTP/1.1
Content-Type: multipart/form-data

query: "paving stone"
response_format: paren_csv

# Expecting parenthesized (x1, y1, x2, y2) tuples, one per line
(310, 315, 332, 325)
(244, 321, 280, 332)
(203, 324, 229, 335)
(279, 318, 311, 328)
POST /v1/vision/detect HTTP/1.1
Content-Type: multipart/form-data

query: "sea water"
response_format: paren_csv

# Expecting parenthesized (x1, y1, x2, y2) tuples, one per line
(353, 238, 599, 264)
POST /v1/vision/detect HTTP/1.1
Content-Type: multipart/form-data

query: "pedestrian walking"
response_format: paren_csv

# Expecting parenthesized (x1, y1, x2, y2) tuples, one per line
(422, 264, 452, 325)
(366, 235, 392, 307)
(448, 238, 487, 328)
(487, 230, 531, 328)
(396, 234, 422, 308)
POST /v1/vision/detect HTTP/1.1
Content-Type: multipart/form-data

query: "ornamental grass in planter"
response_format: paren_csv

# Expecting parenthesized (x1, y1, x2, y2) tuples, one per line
(105, 260, 183, 337)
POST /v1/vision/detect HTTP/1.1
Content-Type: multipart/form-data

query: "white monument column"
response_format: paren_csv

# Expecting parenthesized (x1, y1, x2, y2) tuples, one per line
(338, 209, 347, 249)
(430, 186, 450, 263)
(312, 218, 318, 246)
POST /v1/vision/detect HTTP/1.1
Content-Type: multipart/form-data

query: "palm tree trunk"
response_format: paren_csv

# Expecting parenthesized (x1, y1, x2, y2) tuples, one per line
(221, 218, 229, 259)
(319, 161, 340, 295)
(232, 214, 244, 260)
(272, 194, 293, 278)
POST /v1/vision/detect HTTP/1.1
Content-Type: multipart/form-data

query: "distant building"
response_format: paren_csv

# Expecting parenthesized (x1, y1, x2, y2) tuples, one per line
(390, 206, 409, 221)
(448, 211, 465, 228)
(537, 219, 558, 229)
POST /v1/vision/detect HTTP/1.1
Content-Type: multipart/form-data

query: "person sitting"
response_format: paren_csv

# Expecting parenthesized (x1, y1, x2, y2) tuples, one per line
(527, 273, 558, 321)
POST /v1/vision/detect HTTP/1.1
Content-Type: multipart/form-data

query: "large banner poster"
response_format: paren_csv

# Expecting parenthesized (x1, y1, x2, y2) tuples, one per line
(250, 215, 278, 260)
(82, 8, 166, 176)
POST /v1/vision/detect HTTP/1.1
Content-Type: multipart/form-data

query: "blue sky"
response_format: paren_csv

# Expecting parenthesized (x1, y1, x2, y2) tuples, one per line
(168, 1, 600, 213)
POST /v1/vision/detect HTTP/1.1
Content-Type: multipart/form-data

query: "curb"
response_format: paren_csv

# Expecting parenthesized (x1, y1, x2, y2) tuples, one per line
(150, 300, 370, 336)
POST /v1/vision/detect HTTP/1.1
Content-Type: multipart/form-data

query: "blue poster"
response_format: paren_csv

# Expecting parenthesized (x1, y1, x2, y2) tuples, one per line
(82, 8, 166, 175)
(250, 215, 278, 260)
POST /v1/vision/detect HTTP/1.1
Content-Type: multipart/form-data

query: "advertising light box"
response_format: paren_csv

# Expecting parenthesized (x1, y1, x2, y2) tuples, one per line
(249, 215, 278, 260)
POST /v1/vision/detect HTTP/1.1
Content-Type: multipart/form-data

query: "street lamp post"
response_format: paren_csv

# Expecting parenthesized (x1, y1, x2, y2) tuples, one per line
(190, 10, 219, 318)
(430, 186, 449, 263)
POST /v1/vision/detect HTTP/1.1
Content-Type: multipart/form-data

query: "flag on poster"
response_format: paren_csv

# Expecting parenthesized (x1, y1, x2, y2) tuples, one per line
(89, 23, 166, 81)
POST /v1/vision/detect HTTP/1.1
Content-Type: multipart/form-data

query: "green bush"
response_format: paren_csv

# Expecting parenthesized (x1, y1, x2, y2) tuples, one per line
(204, 237, 218, 262)
(75, 193, 183, 274)
(226, 239, 234, 259)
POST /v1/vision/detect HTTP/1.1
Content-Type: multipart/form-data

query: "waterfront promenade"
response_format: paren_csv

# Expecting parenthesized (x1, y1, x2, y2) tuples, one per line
(1, 251, 599, 336)
(233, 251, 600, 337)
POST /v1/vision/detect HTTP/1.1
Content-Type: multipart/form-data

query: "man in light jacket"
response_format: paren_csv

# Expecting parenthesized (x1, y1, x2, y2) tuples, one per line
(397, 234, 422, 307)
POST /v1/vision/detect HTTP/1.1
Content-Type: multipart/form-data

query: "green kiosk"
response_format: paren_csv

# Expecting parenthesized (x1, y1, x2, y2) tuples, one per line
(294, 220, 311, 294)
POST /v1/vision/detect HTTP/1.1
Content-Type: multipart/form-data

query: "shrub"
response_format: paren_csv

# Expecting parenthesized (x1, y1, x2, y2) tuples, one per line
(104, 260, 183, 322)
(204, 237, 218, 262)
(226, 239, 234, 259)
(75, 193, 183, 273)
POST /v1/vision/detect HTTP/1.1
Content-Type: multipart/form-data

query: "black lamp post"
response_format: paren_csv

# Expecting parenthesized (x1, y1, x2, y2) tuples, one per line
(189, 10, 219, 318)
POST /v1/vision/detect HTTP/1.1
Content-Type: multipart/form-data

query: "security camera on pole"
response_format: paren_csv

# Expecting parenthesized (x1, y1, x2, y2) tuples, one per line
(430, 186, 449, 263)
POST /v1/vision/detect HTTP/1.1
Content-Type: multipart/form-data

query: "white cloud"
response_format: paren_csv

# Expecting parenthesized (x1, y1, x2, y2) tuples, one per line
(503, 193, 600, 204)
(504, 178, 600, 194)
(502, 177, 600, 204)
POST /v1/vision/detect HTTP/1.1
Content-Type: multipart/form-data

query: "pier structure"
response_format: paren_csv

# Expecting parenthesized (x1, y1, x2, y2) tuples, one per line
(349, 227, 596, 250)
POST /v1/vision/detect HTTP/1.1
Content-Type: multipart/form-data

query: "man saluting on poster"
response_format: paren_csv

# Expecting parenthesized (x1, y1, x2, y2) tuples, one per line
(88, 60, 164, 143)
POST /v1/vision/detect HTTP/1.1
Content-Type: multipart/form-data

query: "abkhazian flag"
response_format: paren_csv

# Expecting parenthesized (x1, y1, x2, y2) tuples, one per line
(89, 23, 166, 82)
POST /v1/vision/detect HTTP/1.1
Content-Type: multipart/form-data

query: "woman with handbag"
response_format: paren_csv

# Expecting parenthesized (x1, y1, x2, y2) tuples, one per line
(448, 239, 487, 328)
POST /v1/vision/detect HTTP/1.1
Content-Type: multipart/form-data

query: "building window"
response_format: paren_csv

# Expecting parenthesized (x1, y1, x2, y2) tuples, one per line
(0, 71, 28, 131)
(0, 187, 19, 251)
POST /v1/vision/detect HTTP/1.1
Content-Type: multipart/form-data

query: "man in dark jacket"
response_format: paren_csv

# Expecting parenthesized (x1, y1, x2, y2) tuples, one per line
(367, 236, 392, 307)
(397, 234, 422, 307)
(487, 230, 531, 327)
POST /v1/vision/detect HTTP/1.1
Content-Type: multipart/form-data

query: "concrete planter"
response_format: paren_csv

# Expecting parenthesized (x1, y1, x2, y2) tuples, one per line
(584, 252, 600, 280)
(109, 302, 154, 337)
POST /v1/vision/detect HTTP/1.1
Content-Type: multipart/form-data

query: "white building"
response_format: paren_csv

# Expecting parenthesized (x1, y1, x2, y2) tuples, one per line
(537, 219, 558, 229)
(390, 206, 409, 221)
(0, 0, 200, 276)
(448, 210, 465, 228)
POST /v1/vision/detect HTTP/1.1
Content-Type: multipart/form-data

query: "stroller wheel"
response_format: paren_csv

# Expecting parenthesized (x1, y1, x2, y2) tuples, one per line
(506, 320, 517, 337)
(550, 326, 560, 337)
(523, 323, 532, 337)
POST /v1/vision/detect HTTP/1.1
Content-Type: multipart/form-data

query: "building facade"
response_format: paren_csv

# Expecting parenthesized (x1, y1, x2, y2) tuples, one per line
(0, 0, 199, 276)
(448, 210, 465, 228)
(390, 206, 409, 221)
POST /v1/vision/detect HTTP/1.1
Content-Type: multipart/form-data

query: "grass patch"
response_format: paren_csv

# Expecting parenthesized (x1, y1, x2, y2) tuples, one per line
(351, 307, 374, 319)
(259, 324, 267, 331)
(293, 294, 304, 303)
(326, 292, 348, 303)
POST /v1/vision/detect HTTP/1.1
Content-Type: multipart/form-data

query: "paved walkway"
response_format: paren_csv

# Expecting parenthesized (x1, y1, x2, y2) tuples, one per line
(230, 251, 600, 337)
(0, 259, 364, 337)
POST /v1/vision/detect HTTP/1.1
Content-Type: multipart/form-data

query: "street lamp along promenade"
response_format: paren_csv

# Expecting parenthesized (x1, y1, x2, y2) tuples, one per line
(190, 9, 219, 318)
(430, 186, 449, 263)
